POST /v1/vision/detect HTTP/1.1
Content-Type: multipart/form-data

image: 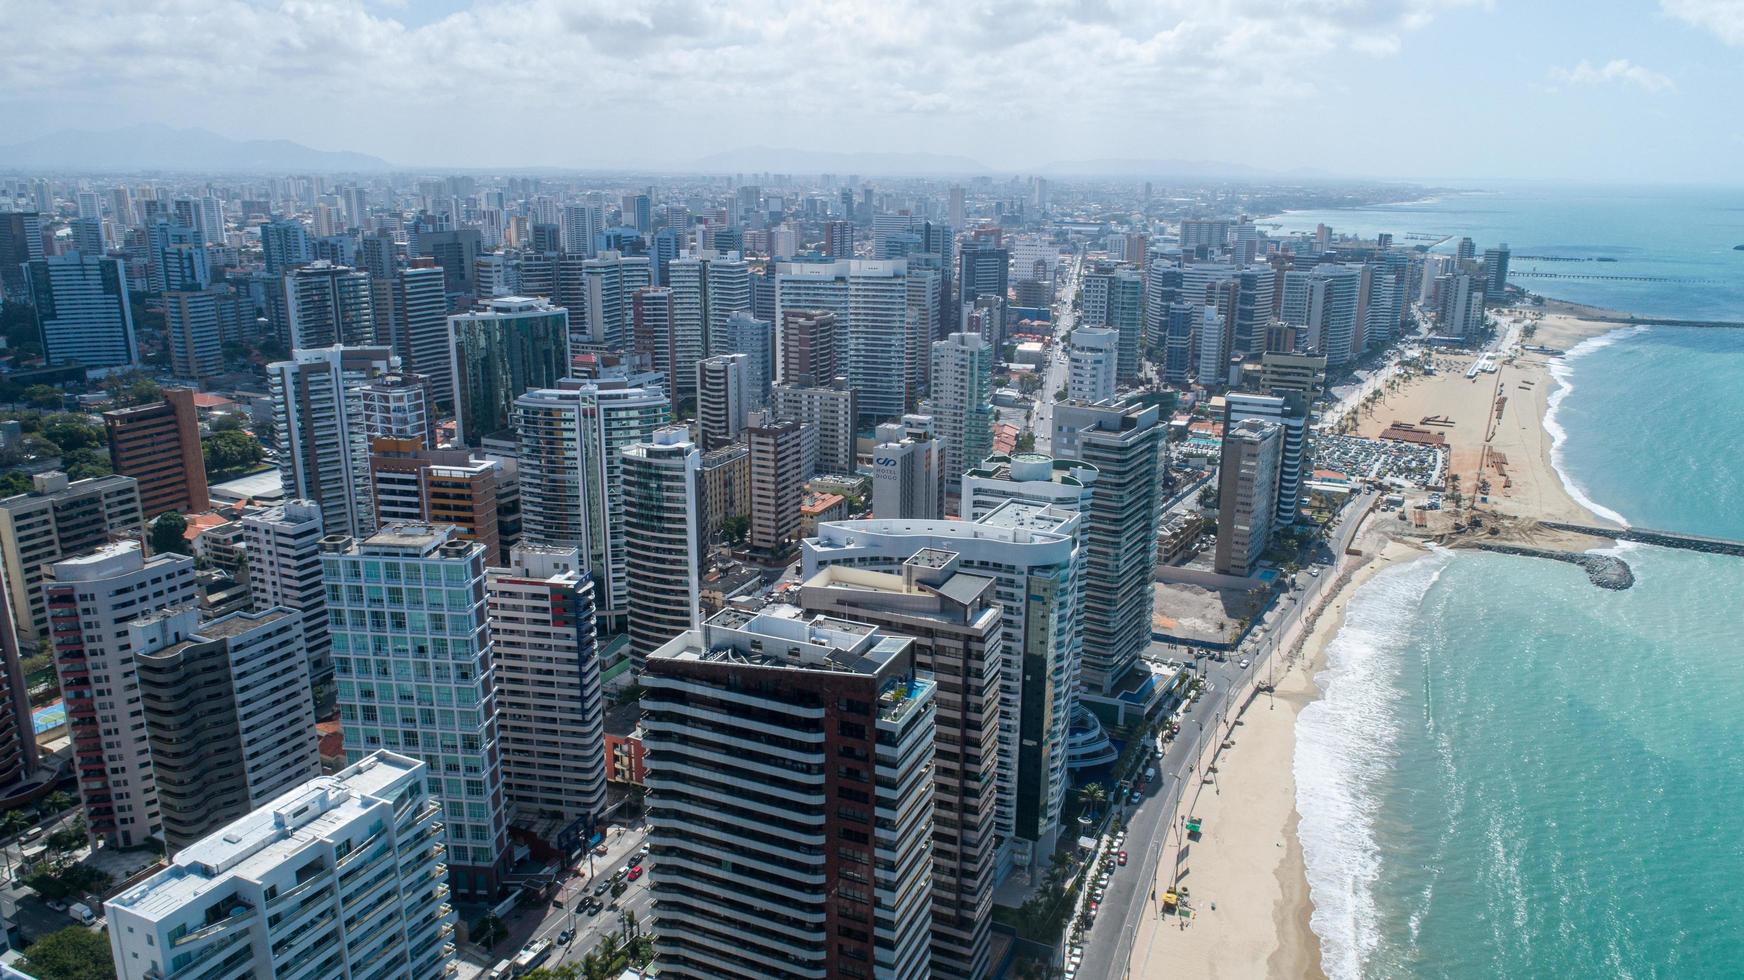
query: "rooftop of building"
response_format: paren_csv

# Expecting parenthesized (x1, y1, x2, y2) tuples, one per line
(652, 604, 908, 677)
(108, 752, 422, 922)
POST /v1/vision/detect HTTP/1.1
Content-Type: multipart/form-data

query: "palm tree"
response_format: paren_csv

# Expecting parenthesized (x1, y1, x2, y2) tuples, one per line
(598, 933, 622, 965)
(579, 952, 603, 980)
(1079, 783, 1107, 819)
(44, 792, 73, 815)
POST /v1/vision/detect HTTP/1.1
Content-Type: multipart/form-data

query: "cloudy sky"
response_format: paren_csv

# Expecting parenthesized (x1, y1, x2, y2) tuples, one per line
(3, 0, 1741, 181)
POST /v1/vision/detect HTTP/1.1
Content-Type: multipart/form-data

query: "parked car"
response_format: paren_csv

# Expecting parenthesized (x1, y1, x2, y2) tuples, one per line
(1117, 850, 1128, 866)
(627, 865, 643, 881)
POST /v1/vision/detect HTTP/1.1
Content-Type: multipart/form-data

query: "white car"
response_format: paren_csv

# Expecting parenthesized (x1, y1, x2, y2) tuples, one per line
(1239, 659, 1250, 669)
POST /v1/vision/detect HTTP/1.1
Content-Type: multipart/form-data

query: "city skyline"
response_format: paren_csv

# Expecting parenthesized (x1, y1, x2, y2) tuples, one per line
(3, 1, 1742, 182)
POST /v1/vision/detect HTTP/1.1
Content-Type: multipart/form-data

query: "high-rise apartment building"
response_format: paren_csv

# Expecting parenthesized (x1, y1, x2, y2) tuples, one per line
(47, 541, 197, 847)
(323, 524, 508, 898)
(104, 752, 459, 980)
(643, 607, 936, 980)
(1483, 243, 1511, 302)
(513, 377, 667, 630)
(449, 296, 571, 446)
(1215, 418, 1284, 577)
(0, 562, 38, 797)
(694, 353, 747, 452)
(102, 388, 209, 518)
(1281, 264, 1361, 366)
(804, 500, 1083, 873)
(1225, 391, 1311, 529)
(379, 265, 452, 407)
(872, 415, 944, 520)
(799, 554, 1001, 979)
(24, 252, 137, 368)
(284, 261, 374, 349)
(775, 259, 910, 422)
(0, 471, 143, 642)
(1067, 326, 1119, 404)
(269, 345, 394, 539)
(747, 418, 805, 554)
(1051, 398, 1164, 696)
(241, 499, 332, 681)
(259, 217, 313, 274)
(578, 251, 653, 349)
(0, 211, 44, 301)
(487, 545, 605, 824)
(131, 607, 320, 852)
(621, 427, 703, 665)
(357, 371, 437, 449)
(777, 308, 839, 387)
(163, 288, 226, 379)
(1080, 264, 1145, 383)
(368, 438, 504, 562)
(768, 378, 857, 476)
(715, 310, 772, 408)
(927, 332, 996, 500)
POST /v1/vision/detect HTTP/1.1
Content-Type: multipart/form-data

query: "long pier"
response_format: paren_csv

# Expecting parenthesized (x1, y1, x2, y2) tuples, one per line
(1539, 521, 1744, 558)
(1512, 271, 1724, 285)
(1578, 314, 1744, 330)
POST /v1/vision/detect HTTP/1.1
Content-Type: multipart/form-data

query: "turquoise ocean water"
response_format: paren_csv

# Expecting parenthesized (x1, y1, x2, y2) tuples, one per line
(1279, 187, 1744, 979)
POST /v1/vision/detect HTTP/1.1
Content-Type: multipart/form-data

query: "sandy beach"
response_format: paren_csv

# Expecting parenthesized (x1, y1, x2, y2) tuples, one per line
(1130, 307, 1625, 979)
(1346, 309, 1618, 540)
(1129, 532, 1419, 979)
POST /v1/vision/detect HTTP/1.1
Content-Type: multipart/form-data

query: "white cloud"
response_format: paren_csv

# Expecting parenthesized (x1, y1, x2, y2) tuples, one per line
(0, 0, 1486, 166)
(1549, 58, 1677, 94)
(1661, 0, 1744, 46)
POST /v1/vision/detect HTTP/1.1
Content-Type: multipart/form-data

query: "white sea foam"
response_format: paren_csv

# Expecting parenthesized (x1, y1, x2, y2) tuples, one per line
(1294, 552, 1453, 980)
(1543, 326, 1647, 527)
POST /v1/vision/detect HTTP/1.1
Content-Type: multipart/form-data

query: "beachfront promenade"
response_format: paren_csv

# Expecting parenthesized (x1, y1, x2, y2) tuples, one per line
(1075, 489, 1376, 980)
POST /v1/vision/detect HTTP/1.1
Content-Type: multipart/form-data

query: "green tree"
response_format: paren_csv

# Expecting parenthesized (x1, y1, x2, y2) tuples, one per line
(19, 926, 115, 980)
(150, 512, 190, 555)
(39, 418, 103, 453)
(0, 470, 32, 497)
(720, 514, 750, 545)
(473, 913, 506, 949)
(1078, 782, 1107, 818)
(203, 430, 264, 479)
(209, 412, 245, 433)
(61, 448, 112, 481)
(521, 967, 582, 980)
(23, 385, 62, 410)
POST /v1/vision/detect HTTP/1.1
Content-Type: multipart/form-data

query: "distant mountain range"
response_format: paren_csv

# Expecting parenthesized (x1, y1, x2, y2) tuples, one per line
(693, 146, 993, 176)
(692, 146, 1342, 181)
(1031, 157, 1341, 180)
(0, 124, 392, 173)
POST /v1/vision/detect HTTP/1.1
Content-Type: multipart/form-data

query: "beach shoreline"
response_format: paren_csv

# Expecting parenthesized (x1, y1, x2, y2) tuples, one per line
(1132, 305, 1627, 979)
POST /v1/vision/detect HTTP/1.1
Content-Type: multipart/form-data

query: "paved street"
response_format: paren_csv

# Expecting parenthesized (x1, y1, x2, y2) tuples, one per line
(1075, 491, 1374, 980)
(456, 822, 655, 977)
(1033, 252, 1082, 456)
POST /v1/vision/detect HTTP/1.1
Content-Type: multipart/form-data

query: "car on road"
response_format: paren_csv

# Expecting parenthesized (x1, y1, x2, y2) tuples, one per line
(1129, 790, 1142, 804)
(593, 881, 610, 896)
(551, 897, 564, 908)
(557, 928, 573, 945)
(627, 865, 643, 881)
(45, 899, 67, 912)
(585, 901, 603, 916)
(1118, 850, 1128, 866)
(1239, 659, 1250, 669)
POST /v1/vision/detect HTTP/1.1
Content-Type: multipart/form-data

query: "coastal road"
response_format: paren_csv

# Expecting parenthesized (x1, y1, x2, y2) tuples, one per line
(1077, 491, 1375, 980)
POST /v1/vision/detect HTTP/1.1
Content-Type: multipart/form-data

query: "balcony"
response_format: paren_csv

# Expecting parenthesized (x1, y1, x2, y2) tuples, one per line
(172, 901, 256, 947)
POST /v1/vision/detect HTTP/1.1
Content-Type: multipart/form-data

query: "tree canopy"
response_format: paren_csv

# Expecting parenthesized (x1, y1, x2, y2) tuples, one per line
(19, 926, 115, 980)
(203, 430, 264, 479)
(150, 512, 190, 555)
